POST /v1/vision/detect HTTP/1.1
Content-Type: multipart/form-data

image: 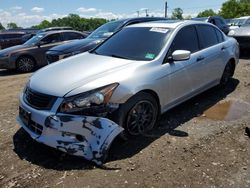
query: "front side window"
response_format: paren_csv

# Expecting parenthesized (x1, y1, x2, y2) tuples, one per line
(93, 27, 171, 61)
(168, 25, 199, 55)
(196, 25, 218, 49)
(41, 33, 61, 44)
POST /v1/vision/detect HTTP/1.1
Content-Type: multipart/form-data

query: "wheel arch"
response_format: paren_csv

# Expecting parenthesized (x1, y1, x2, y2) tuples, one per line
(136, 89, 161, 115)
(16, 54, 37, 68)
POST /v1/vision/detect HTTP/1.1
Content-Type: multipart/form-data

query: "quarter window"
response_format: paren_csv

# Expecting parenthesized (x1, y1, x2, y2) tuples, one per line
(168, 26, 199, 55)
(196, 25, 218, 49)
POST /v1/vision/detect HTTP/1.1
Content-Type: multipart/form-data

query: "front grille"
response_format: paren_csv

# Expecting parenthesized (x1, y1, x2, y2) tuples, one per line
(46, 54, 59, 63)
(25, 87, 56, 110)
(26, 120, 43, 135)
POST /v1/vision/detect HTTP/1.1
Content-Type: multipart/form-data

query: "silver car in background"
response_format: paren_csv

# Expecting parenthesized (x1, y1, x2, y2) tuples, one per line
(18, 21, 239, 164)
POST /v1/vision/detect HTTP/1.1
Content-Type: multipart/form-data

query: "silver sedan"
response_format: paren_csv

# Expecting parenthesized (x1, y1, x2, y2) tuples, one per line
(18, 21, 239, 164)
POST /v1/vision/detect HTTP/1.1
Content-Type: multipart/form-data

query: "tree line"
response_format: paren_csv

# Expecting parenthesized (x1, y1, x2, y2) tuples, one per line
(0, 0, 249, 31)
(170, 0, 249, 20)
(0, 14, 107, 32)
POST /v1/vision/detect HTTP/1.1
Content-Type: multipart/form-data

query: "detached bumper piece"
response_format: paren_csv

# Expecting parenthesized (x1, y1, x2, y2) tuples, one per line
(18, 113, 124, 165)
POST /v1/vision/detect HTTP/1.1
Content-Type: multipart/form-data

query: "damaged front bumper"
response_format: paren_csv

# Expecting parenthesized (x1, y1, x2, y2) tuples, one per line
(17, 93, 124, 165)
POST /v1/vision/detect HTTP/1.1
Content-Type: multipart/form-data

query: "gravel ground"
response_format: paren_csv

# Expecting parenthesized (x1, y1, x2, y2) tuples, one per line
(0, 56, 249, 188)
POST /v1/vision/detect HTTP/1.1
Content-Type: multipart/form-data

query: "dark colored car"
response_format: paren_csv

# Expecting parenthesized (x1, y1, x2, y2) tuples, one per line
(46, 17, 168, 64)
(192, 16, 229, 34)
(0, 32, 27, 50)
(37, 27, 73, 34)
(0, 30, 87, 72)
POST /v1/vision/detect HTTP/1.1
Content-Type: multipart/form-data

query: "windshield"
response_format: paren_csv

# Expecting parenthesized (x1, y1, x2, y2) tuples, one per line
(92, 27, 171, 61)
(24, 33, 46, 45)
(87, 20, 124, 39)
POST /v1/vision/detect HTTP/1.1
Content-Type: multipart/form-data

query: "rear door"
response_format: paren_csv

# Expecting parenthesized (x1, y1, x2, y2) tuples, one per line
(195, 24, 226, 87)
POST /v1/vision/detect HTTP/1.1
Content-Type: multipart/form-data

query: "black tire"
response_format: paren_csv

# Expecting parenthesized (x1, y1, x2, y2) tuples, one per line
(112, 92, 159, 137)
(16, 56, 35, 73)
(220, 61, 233, 86)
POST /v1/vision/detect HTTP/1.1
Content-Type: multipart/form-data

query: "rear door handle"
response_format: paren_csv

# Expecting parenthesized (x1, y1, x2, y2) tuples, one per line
(221, 46, 226, 50)
(196, 56, 205, 62)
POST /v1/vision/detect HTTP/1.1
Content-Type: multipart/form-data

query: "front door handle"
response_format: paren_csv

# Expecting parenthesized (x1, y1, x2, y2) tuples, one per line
(221, 46, 226, 50)
(196, 56, 205, 62)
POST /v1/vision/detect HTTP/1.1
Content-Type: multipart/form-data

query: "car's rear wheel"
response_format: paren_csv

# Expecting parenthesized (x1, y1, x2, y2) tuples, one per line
(16, 56, 35, 73)
(220, 61, 234, 86)
(112, 92, 159, 137)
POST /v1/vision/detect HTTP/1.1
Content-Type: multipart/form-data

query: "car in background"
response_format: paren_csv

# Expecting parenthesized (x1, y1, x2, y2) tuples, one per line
(37, 27, 73, 33)
(228, 24, 250, 51)
(46, 17, 168, 64)
(192, 16, 229, 34)
(0, 30, 87, 72)
(0, 32, 27, 50)
(228, 16, 250, 30)
(18, 21, 239, 164)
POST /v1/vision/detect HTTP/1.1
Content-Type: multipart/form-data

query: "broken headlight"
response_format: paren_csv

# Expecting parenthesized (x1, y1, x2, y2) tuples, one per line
(59, 83, 119, 113)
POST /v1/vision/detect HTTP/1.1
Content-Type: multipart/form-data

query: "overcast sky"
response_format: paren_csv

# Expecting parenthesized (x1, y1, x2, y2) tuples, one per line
(0, 0, 227, 28)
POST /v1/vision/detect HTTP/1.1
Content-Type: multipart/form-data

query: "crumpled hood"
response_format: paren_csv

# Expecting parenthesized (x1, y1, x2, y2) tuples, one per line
(30, 52, 134, 97)
(232, 25, 250, 36)
(48, 38, 100, 54)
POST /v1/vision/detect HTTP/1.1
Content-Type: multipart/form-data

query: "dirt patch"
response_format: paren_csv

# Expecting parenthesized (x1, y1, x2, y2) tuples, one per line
(0, 58, 250, 188)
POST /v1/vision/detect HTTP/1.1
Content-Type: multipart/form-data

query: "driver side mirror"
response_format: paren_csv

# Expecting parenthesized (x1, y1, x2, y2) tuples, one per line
(171, 50, 191, 61)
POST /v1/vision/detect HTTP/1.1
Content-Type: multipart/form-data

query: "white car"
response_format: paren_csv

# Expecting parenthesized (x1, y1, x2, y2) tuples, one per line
(18, 21, 239, 164)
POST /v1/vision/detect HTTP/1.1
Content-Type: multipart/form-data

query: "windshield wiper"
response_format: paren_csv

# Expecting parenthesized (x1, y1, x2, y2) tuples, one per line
(109, 54, 129, 60)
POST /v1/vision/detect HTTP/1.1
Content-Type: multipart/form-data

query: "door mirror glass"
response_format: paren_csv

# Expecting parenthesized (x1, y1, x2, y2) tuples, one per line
(172, 50, 191, 61)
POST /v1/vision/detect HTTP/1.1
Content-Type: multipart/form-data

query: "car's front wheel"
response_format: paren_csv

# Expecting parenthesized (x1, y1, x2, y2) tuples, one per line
(16, 56, 35, 73)
(112, 92, 159, 137)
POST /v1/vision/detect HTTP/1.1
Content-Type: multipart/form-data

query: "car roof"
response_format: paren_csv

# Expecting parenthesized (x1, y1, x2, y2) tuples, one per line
(126, 20, 201, 29)
(39, 30, 83, 35)
(238, 16, 250, 19)
(110, 17, 169, 26)
(0, 31, 26, 35)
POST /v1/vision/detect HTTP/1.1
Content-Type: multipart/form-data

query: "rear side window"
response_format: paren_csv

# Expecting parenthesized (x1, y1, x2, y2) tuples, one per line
(215, 29, 224, 43)
(63, 32, 84, 40)
(169, 26, 199, 55)
(196, 25, 218, 49)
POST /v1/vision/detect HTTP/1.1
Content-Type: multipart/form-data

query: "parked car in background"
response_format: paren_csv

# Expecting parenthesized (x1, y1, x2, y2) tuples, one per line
(18, 21, 239, 164)
(37, 27, 73, 33)
(228, 25, 250, 50)
(192, 16, 229, 34)
(0, 30, 87, 72)
(0, 32, 27, 50)
(46, 17, 168, 64)
(228, 16, 250, 30)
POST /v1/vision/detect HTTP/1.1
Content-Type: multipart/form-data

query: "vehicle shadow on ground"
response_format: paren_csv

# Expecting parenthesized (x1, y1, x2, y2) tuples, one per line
(13, 78, 239, 170)
(0, 69, 20, 76)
